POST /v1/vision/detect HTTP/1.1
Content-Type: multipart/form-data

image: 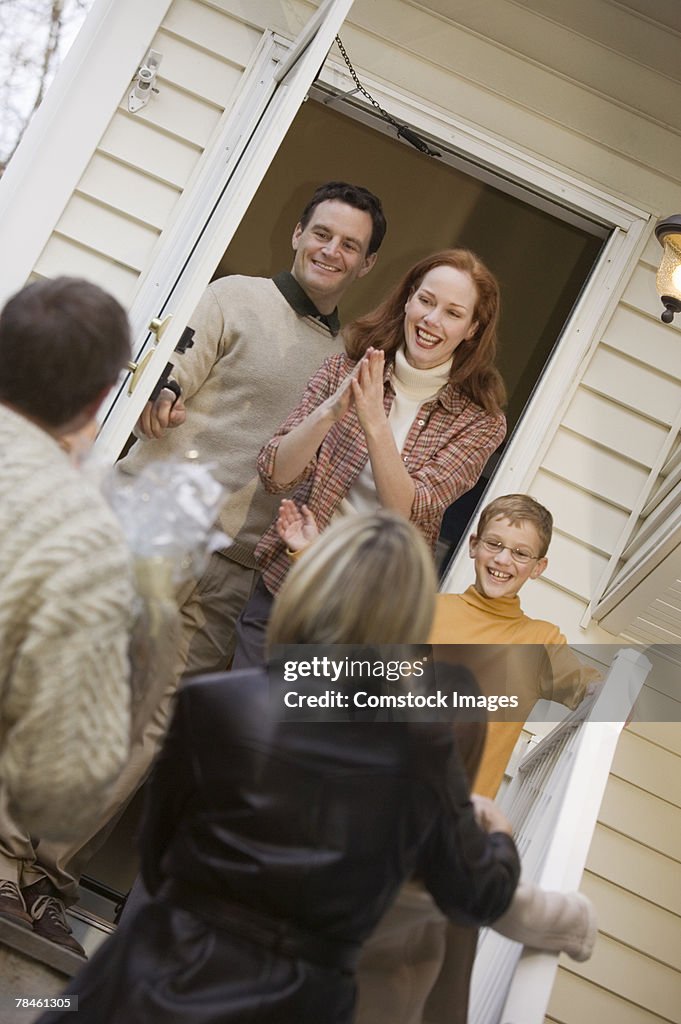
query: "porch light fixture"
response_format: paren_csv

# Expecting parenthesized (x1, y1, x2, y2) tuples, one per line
(654, 215, 681, 323)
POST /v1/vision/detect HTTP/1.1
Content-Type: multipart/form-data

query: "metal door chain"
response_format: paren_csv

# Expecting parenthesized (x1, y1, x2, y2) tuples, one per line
(333, 36, 441, 158)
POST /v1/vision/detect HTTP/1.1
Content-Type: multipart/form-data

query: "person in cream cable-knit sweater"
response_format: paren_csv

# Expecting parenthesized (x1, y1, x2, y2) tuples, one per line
(0, 278, 135, 955)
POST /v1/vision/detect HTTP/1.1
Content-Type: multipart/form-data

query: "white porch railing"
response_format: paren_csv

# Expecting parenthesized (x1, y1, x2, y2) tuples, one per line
(468, 647, 651, 1024)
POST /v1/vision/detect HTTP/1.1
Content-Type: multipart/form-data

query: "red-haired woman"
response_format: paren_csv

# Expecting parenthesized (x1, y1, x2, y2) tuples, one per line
(234, 249, 507, 664)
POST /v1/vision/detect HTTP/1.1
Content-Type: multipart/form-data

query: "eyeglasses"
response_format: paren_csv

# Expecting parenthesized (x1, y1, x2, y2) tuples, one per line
(477, 537, 540, 565)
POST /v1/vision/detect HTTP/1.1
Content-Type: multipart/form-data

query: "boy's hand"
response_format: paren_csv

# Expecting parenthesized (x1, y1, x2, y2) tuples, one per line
(276, 499, 319, 552)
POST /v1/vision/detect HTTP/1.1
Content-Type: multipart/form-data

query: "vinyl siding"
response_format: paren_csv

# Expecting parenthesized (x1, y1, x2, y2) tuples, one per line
(547, 722, 681, 1024)
(32, 0, 262, 303)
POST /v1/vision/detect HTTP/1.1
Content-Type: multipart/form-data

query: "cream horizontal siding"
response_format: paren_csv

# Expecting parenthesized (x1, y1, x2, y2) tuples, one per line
(31, 235, 140, 302)
(561, 390, 669, 470)
(539, 531, 610, 603)
(641, 462, 681, 521)
(548, 970, 670, 1024)
(98, 117, 203, 191)
(530, 471, 630, 556)
(581, 346, 681, 427)
(587, 240, 681, 639)
(541, 430, 650, 510)
(32, 0, 262, 304)
(581, 873, 681, 973)
(620, 580, 681, 645)
(345, 0, 681, 210)
(51, 195, 161, 274)
(546, 722, 681, 1024)
(511, 0, 681, 84)
(78, 155, 182, 228)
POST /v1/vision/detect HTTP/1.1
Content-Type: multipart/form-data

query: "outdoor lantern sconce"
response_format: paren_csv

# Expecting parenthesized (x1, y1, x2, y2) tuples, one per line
(654, 215, 681, 324)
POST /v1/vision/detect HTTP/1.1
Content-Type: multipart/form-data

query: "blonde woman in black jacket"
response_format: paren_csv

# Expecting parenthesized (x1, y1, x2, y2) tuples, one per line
(40, 512, 518, 1024)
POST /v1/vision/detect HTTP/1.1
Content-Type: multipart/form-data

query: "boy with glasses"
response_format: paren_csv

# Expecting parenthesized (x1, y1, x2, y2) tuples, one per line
(430, 492, 599, 797)
(277, 492, 597, 796)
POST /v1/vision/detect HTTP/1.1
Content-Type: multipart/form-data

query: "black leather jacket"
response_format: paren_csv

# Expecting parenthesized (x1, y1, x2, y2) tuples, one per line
(43, 667, 519, 1024)
(143, 666, 518, 935)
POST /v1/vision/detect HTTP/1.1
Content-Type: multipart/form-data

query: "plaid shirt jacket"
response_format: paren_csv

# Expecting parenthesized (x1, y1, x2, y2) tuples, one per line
(255, 352, 506, 595)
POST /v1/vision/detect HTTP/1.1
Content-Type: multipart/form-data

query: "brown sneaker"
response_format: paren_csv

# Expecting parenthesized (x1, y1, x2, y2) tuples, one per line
(22, 880, 86, 957)
(0, 879, 32, 928)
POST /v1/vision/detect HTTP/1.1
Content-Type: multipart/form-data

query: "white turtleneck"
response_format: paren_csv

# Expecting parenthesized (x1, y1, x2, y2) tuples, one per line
(335, 346, 453, 519)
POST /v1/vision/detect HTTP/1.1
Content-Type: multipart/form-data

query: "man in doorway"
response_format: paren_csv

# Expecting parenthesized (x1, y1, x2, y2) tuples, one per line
(123, 179, 386, 676)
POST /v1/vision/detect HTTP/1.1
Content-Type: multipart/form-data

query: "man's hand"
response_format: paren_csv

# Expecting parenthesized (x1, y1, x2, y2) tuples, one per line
(276, 499, 319, 552)
(135, 389, 187, 439)
(471, 794, 514, 837)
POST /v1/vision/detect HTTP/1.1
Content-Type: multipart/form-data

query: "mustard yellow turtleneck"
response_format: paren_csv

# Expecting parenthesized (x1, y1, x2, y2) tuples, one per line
(429, 586, 598, 797)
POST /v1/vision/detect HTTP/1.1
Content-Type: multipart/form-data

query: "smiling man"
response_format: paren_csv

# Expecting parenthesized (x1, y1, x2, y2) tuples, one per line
(122, 181, 385, 678)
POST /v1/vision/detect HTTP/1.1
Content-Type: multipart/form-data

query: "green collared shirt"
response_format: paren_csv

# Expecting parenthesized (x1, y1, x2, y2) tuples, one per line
(272, 271, 341, 336)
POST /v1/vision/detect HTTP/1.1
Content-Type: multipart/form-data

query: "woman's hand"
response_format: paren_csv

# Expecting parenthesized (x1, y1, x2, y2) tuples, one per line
(276, 499, 319, 552)
(351, 348, 387, 437)
(318, 363, 361, 423)
(352, 346, 414, 518)
(266, 361, 359, 487)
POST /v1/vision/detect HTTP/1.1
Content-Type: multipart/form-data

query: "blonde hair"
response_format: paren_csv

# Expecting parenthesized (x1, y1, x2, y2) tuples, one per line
(475, 494, 553, 558)
(268, 512, 436, 647)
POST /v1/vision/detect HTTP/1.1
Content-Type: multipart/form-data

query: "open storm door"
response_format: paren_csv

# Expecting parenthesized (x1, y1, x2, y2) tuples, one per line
(96, 0, 355, 463)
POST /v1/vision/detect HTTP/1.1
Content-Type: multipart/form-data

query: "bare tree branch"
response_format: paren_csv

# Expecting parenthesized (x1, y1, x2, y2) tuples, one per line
(0, 0, 94, 175)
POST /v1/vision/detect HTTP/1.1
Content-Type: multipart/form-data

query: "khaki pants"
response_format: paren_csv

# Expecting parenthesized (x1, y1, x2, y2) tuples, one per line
(355, 719, 485, 1024)
(177, 552, 259, 676)
(0, 554, 259, 900)
(355, 885, 476, 1024)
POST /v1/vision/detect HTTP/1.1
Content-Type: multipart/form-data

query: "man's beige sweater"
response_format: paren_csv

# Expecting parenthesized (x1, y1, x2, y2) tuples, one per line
(121, 276, 343, 567)
(0, 405, 134, 840)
